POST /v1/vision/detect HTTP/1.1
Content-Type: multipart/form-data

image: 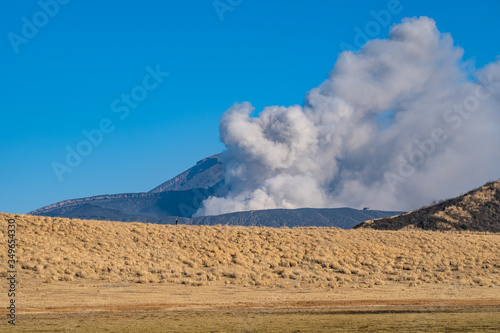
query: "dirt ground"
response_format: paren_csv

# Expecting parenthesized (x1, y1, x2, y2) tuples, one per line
(1, 279, 499, 332)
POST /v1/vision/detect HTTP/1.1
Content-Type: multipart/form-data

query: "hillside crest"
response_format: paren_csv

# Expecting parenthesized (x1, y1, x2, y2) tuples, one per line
(356, 180, 500, 232)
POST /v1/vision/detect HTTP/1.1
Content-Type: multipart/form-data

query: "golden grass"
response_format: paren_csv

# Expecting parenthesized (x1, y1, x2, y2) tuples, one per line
(1, 213, 499, 290)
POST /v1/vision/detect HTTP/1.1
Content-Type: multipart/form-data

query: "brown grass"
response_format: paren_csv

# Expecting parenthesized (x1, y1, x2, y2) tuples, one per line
(1, 213, 499, 290)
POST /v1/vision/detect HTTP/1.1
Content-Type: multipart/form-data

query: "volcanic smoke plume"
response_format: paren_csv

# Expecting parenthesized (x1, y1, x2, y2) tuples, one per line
(196, 17, 500, 216)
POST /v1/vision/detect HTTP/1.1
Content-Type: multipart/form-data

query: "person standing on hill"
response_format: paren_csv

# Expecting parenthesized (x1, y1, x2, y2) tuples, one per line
(175, 219, 178, 225)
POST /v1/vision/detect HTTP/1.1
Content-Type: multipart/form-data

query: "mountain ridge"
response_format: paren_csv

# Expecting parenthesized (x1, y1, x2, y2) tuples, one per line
(356, 180, 500, 232)
(149, 154, 223, 193)
(30, 154, 224, 218)
(30, 153, 404, 228)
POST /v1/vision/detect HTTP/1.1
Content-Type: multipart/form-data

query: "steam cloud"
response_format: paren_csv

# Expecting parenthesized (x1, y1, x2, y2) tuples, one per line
(196, 17, 500, 216)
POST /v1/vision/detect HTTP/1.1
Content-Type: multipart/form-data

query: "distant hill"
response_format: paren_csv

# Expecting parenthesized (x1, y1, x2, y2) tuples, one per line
(30, 202, 404, 229)
(191, 208, 405, 229)
(356, 180, 500, 232)
(29, 152, 403, 228)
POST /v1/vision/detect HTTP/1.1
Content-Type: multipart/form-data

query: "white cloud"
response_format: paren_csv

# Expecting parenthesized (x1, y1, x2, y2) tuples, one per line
(196, 17, 500, 216)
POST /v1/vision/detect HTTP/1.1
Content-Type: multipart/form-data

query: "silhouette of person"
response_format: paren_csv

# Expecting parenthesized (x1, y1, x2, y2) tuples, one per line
(175, 219, 178, 225)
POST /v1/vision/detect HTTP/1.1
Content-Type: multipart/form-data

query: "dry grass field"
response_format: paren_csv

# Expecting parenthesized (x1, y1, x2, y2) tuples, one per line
(0, 212, 499, 332)
(1, 213, 498, 288)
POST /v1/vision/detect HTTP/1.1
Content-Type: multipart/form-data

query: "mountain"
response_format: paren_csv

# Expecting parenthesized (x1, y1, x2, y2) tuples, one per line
(29, 153, 403, 228)
(30, 154, 224, 220)
(29, 188, 218, 221)
(356, 180, 500, 232)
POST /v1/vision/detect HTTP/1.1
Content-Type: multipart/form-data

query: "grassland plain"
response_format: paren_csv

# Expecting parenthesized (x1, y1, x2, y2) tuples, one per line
(1, 213, 498, 288)
(0, 212, 499, 332)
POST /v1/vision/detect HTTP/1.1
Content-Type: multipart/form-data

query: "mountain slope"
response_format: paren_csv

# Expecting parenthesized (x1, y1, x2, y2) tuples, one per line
(29, 187, 217, 220)
(29, 153, 224, 219)
(149, 154, 223, 193)
(356, 180, 500, 232)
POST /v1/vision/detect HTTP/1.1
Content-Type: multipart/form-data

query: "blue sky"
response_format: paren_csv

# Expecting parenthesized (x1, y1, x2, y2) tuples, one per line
(1, 0, 499, 214)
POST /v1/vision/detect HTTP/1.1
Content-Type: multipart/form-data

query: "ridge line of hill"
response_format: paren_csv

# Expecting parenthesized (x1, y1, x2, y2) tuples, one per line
(356, 180, 500, 232)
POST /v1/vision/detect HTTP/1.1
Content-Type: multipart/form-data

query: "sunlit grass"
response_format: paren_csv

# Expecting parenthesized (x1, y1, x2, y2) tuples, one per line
(1, 213, 498, 289)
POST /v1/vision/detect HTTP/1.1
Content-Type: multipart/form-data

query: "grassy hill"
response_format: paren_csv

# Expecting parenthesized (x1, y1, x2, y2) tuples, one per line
(1, 213, 498, 289)
(357, 180, 500, 232)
